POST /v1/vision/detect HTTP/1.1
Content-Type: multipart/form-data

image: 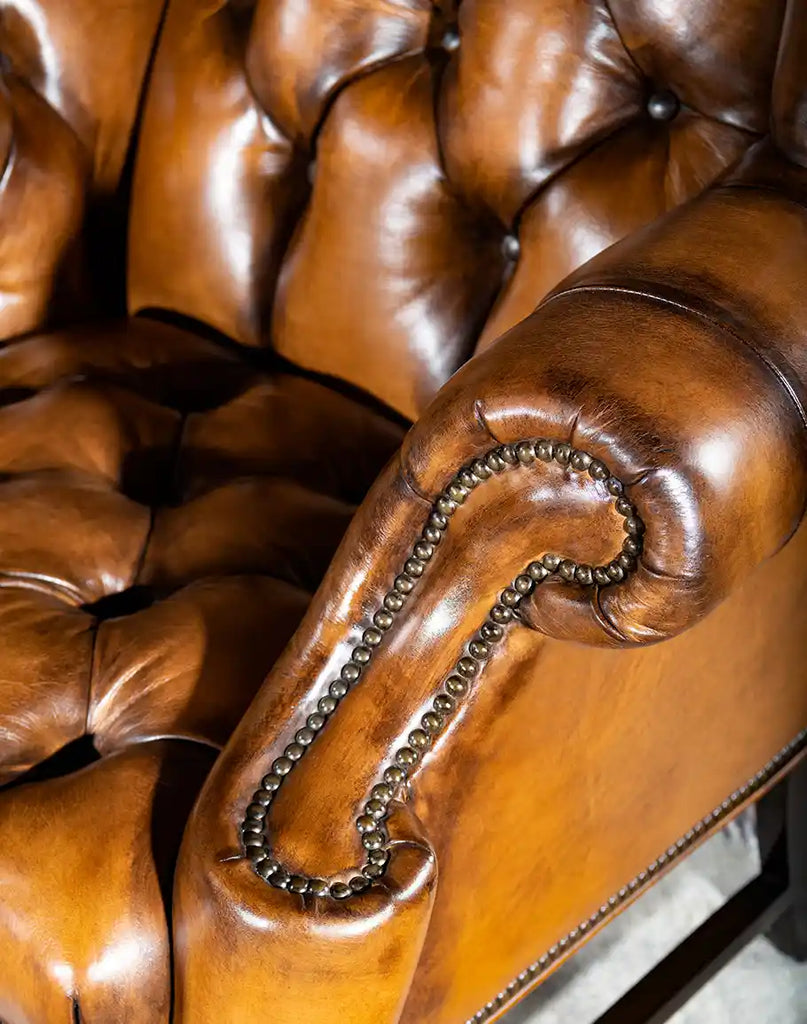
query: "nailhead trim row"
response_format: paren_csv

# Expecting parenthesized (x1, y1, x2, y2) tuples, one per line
(241, 440, 645, 899)
(465, 727, 807, 1024)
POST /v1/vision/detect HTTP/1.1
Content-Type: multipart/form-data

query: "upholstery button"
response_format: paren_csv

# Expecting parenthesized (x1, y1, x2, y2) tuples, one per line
(501, 234, 520, 261)
(647, 89, 680, 122)
(441, 27, 460, 52)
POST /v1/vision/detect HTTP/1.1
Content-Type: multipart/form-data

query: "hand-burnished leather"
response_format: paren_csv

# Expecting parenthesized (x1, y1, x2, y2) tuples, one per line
(0, 320, 403, 1019)
(1, 0, 806, 1022)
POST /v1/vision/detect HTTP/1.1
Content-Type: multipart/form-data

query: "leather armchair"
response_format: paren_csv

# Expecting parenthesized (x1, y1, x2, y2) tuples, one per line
(0, 1, 805, 1023)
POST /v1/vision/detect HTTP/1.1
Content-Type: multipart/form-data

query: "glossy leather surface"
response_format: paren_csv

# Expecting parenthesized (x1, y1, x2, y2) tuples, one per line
(0, 319, 403, 1019)
(0, 0, 164, 329)
(128, 0, 791, 419)
(1, 0, 806, 1021)
(175, 141, 807, 1023)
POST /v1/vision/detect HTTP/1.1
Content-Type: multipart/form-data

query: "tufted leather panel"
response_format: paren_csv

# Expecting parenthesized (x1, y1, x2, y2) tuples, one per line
(0, 316, 404, 1019)
(0, 0, 165, 333)
(172, 133, 807, 1022)
(1, 1, 806, 1020)
(129, 0, 797, 420)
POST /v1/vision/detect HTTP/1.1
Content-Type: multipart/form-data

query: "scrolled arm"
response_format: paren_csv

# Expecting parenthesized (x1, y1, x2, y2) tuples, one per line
(404, 140, 807, 646)
(173, 141, 807, 1023)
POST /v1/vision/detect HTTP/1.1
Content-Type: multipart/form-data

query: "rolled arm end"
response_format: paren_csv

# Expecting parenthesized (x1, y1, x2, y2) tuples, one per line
(402, 228, 807, 646)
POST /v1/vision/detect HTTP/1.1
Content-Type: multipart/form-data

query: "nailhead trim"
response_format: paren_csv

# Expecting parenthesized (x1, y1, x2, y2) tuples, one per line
(465, 728, 807, 1024)
(241, 441, 644, 899)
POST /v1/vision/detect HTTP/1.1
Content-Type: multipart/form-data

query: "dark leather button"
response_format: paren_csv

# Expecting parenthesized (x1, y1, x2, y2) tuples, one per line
(441, 27, 460, 52)
(647, 89, 680, 122)
(502, 234, 520, 261)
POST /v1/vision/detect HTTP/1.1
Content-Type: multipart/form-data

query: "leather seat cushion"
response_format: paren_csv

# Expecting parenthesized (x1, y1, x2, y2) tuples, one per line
(0, 316, 404, 1020)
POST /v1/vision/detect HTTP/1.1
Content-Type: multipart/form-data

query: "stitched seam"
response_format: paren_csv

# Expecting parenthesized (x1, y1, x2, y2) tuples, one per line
(600, 0, 644, 82)
(539, 282, 807, 547)
(717, 179, 807, 214)
(540, 283, 807, 433)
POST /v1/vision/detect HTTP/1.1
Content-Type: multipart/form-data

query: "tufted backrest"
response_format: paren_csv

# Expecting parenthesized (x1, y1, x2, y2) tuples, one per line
(0, 0, 165, 338)
(128, 0, 800, 421)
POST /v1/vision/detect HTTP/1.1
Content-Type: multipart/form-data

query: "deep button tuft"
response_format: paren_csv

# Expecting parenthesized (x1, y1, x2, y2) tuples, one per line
(647, 89, 680, 122)
(502, 234, 520, 262)
(441, 27, 460, 53)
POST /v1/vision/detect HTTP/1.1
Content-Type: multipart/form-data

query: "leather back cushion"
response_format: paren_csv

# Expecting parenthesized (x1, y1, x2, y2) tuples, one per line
(128, 0, 797, 420)
(0, 0, 164, 336)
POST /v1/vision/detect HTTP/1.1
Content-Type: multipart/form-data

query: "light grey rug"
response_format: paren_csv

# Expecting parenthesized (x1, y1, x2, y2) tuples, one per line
(509, 815, 807, 1024)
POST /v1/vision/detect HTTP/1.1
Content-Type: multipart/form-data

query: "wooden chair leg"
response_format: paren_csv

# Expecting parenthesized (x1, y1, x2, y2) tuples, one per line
(593, 757, 807, 1024)
(760, 754, 807, 962)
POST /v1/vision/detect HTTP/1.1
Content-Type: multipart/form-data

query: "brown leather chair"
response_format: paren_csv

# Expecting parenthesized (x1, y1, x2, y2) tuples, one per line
(0, 1, 806, 1021)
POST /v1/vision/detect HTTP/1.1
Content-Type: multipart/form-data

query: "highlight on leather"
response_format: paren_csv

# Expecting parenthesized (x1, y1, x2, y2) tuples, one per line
(467, 727, 807, 1024)
(242, 440, 644, 899)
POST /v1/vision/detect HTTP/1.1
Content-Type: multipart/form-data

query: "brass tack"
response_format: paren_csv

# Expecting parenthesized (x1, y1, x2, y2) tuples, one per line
(558, 559, 577, 581)
(445, 675, 468, 697)
(437, 495, 457, 515)
(514, 574, 534, 594)
(516, 441, 536, 463)
(570, 450, 592, 471)
(362, 830, 386, 850)
(383, 766, 406, 787)
(384, 592, 405, 612)
(395, 747, 419, 767)
(422, 711, 444, 732)
(408, 728, 431, 750)
(491, 604, 513, 624)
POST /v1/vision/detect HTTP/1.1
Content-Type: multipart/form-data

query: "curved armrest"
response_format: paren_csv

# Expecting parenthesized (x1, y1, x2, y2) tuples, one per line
(173, 141, 807, 1023)
(405, 140, 807, 646)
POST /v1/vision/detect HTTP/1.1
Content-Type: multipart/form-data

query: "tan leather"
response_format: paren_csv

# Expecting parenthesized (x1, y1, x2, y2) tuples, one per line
(0, 741, 214, 1024)
(1, 0, 806, 1022)
(129, 0, 793, 422)
(0, 320, 403, 1017)
(174, 150, 807, 1019)
(0, 0, 164, 334)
